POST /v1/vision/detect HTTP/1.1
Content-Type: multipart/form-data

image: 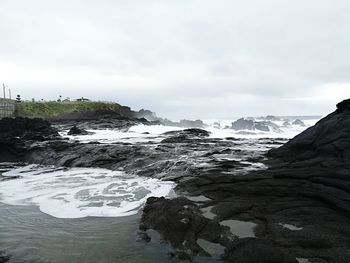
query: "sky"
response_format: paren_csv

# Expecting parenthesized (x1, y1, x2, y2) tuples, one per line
(1, 0, 350, 120)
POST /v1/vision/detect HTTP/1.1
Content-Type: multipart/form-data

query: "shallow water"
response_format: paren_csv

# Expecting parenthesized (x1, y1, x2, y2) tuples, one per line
(0, 203, 172, 263)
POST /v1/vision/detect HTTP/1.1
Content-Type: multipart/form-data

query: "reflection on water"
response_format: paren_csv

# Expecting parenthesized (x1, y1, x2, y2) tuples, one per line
(0, 203, 170, 263)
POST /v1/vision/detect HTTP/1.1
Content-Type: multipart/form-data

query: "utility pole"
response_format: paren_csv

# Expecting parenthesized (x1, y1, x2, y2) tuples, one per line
(2, 84, 5, 99)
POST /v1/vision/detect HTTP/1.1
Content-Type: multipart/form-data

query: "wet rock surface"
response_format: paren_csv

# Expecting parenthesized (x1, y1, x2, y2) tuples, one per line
(139, 100, 350, 262)
(53, 116, 160, 131)
(161, 128, 210, 143)
(0, 117, 60, 162)
(67, 125, 89, 135)
(139, 197, 233, 261)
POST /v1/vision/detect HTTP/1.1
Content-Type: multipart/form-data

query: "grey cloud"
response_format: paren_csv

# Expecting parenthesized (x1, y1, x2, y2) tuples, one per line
(0, 0, 350, 119)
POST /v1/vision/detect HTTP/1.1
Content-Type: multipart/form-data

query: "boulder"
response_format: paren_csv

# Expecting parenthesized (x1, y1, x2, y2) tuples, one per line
(67, 125, 89, 135)
(161, 128, 210, 143)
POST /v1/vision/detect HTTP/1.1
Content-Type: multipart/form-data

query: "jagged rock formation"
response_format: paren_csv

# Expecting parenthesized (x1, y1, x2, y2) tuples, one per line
(161, 128, 210, 143)
(67, 125, 89, 135)
(0, 117, 59, 162)
(231, 118, 281, 132)
(136, 109, 206, 128)
(269, 99, 350, 163)
(141, 99, 350, 262)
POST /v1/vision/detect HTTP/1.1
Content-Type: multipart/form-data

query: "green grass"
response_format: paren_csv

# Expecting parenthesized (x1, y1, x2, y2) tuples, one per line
(18, 101, 123, 118)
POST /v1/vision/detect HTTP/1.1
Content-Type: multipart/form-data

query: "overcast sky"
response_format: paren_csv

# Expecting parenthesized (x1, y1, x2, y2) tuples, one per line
(1, 0, 350, 119)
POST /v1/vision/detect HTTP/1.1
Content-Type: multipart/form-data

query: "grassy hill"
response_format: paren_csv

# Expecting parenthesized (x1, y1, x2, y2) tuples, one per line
(17, 101, 134, 119)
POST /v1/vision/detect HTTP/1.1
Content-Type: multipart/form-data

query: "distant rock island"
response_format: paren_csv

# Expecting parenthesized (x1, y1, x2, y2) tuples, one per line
(231, 118, 282, 132)
(136, 109, 206, 128)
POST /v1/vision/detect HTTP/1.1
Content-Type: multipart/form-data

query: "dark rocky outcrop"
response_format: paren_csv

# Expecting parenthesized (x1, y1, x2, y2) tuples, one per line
(67, 125, 89, 135)
(0, 117, 60, 162)
(140, 100, 350, 262)
(53, 116, 160, 132)
(161, 128, 210, 143)
(0, 117, 59, 140)
(269, 99, 350, 163)
(136, 109, 206, 128)
(139, 197, 233, 261)
(231, 118, 281, 133)
(163, 128, 210, 137)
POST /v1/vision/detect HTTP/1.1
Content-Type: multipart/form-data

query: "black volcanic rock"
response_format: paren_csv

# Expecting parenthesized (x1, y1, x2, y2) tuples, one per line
(231, 118, 281, 132)
(222, 239, 297, 263)
(0, 117, 59, 140)
(335, 98, 350, 112)
(67, 125, 89, 135)
(161, 128, 210, 143)
(269, 99, 350, 163)
(140, 197, 233, 260)
(140, 99, 350, 262)
(0, 117, 60, 162)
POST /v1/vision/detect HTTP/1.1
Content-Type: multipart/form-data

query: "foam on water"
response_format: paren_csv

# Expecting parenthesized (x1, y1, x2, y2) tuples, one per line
(206, 118, 319, 139)
(0, 165, 175, 219)
(61, 117, 320, 145)
(61, 124, 185, 144)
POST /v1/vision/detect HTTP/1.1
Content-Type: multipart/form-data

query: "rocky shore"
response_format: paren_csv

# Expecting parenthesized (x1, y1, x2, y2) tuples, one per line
(0, 100, 349, 262)
(156, 100, 350, 262)
(142, 99, 350, 263)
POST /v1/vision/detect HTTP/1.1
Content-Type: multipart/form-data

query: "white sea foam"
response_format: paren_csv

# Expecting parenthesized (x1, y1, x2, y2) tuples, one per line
(61, 124, 184, 144)
(0, 165, 175, 218)
(206, 118, 319, 139)
(60, 117, 319, 144)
